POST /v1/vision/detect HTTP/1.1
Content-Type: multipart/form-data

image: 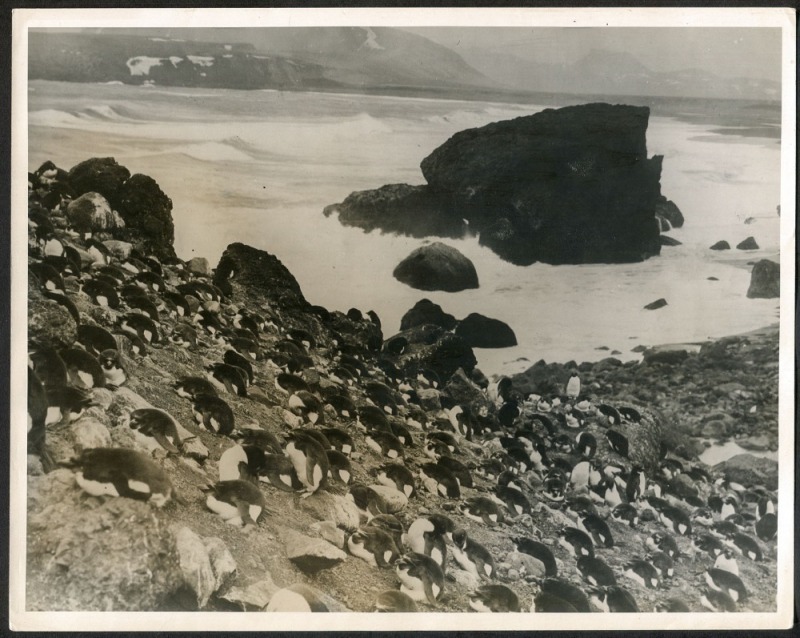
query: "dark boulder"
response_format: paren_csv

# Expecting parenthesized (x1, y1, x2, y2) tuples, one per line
(643, 348, 689, 365)
(455, 313, 517, 348)
(715, 454, 778, 490)
(68, 157, 131, 203)
(400, 298, 457, 331)
(659, 235, 682, 247)
(654, 195, 684, 229)
(385, 326, 476, 384)
(326, 103, 666, 266)
(644, 298, 668, 310)
(114, 174, 176, 261)
(746, 259, 779, 299)
(736, 236, 759, 250)
(709, 241, 730, 251)
(393, 242, 479, 292)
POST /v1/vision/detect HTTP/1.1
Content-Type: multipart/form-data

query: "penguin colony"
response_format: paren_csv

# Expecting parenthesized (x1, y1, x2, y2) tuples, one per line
(25, 160, 778, 613)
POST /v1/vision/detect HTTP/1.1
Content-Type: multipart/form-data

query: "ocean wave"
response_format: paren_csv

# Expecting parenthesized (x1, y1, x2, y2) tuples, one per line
(169, 141, 252, 162)
(29, 104, 141, 128)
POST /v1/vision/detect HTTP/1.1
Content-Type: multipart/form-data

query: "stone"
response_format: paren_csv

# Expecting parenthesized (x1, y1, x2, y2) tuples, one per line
(709, 240, 730, 250)
(171, 526, 216, 609)
(28, 279, 78, 349)
(309, 520, 346, 549)
(715, 453, 778, 490)
(659, 235, 682, 246)
(367, 484, 408, 514)
(449, 569, 481, 590)
(114, 173, 176, 261)
(443, 367, 488, 406)
(643, 348, 689, 365)
(202, 537, 237, 592)
(736, 236, 759, 250)
(298, 492, 361, 532)
(68, 157, 131, 203)
(644, 298, 667, 310)
(393, 242, 479, 292)
(219, 575, 280, 611)
(101, 239, 133, 261)
(654, 195, 684, 229)
(181, 436, 210, 462)
(506, 551, 547, 579)
(71, 417, 112, 451)
(455, 313, 517, 348)
(416, 388, 442, 412)
(65, 192, 123, 236)
(400, 298, 457, 331)
(187, 257, 210, 275)
(285, 532, 347, 573)
(747, 260, 779, 299)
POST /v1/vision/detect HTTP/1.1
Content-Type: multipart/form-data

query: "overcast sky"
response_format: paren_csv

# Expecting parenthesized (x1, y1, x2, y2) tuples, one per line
(401, 28, 782, 81)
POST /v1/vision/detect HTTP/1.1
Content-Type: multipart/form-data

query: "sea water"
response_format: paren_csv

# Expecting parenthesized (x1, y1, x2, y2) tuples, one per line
(27, 80, 781, 377)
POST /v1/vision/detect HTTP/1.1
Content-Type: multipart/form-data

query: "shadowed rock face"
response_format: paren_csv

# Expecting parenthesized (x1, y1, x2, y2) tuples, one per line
(393, 242, 479, 292)
(326, 103, 669, 266)
(455, 313, 517, 349)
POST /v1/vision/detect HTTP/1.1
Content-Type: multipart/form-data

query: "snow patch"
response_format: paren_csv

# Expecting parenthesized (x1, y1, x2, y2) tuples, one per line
(187, 55, 214, 67)
(127, 57, 164, 76)
(359, 27, 384, 51)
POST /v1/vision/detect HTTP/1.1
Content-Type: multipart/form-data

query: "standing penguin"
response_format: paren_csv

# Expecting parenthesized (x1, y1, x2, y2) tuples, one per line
(395, 552, 445, 606)
(204, 479, 268, 528)
(403, 513, 454, 569)
(565, 371, 581, 399)
(285, 431, 329, 497)
(468, 584, 520, 612)
(127, 408, 182, 454)
(451, 528, 495, 581)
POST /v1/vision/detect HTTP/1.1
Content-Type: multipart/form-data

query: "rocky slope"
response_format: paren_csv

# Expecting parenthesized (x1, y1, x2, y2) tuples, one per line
(25, 157, 778, 615)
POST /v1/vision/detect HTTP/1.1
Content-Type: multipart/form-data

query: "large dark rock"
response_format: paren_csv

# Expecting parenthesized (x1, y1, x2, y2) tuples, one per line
(747, 259, 780, 299)
(715, 453, 778, 490)
(659, 235, 682, 246)
(400, 298, 457, 331)
(455, 313, 517, 348)
(393, 242, 479, 292)
(644, 298, 668, 310)
(736, 236, 759, 250)
(68, 157, 131, 203)
(114, 174, 176, 261)
(328, 103, 667, 266)
(654, 195, 684, 229)
(710, 240, 730, 251)
(385, 326, 476, 384)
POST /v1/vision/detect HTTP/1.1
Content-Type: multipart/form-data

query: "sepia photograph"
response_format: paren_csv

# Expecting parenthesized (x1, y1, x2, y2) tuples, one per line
(9, 6, 795, 632)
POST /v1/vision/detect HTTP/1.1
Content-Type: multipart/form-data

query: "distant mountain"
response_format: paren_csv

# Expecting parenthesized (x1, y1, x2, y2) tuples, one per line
(29, 28, 497, 93)
(458, 47, 780, 101)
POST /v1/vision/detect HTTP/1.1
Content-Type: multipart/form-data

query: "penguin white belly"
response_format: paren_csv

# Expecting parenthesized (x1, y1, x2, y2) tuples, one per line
(430, 546, 444, 567)
(347, 539, 377, 567)
(45, 406, 62, 426)
(104, 368, 126, 386)
(451, 545, 479, 578)
(76, 473, 120, 497)
(206, 495, 241, 523)
(219, 445, 248, 482)
(469, 598, 492, 613)
(127, 479, 152, 495)
(77, 371, 95, 388)
(399, 581, 426, 602)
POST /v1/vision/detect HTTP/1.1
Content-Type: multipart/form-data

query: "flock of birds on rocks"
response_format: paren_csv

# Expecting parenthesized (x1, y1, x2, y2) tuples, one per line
(26, 163, 778, 613)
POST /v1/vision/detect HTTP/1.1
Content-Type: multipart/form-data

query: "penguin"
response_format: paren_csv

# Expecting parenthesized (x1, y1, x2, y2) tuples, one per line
(64, 447, 175, 506)
(115, 330, 148, 357)
(80, 277, 120, 308)
(569, 459, 600, 489)
(477, 458, 504, 481)
(659, 505, 692, 536)
(558, 527, 595, 558)
(324, 393, 356, 420)
(714, 549, 740, 576)
(174, 376, 219, 400)
(403, 514, 454, 568)
(347, 526, 401, 568)
(531, 591, 579, 613)
(395, 552, 444, 606)
(451, 528, 495, 581)
(625, 465, 647, 503)
(575, 431, 597, 459)
(645, 531, 680, 559)
(27, 368, 52, 471)
(257, 454, 304, 491)
(389, 421, 414, 448)
(728, 532, 763, 561)
(755, 494, 776, 520)
(369, 514, 404, 551)
(223, 349, 254, 384)
(125, 294, 160, 322)
(118, 313, 161, 344)
(60, 347, 105, 389)
(375, 463, 416, 499)
(347, 483, 402, 518)
(755, 512, 777, 542)
(654, 598, 691, 613)
(566, 495, 600, 519)
(512, 536, 558, 577)
(209, 363, 248, 397)
(494, 485, 531, 517)
(588, 586, 638, 613)
(45, 384, 93, 425)
(76, 324, 118, 357)
(98, 349, 127, 387)
(597, 403, 622, 425)
(191, 395, 235, 436)
(468, 584, 520, 613)
(691, 506, 715, 527)
(218, 444, 267, 482)
(275, 372, 309, 395)
(705, 568, 748, 603)
(611, 503, 639, 528)
(720, 494, 738, 520)
(436, 456, 473, 489)
(133, 270, 166, 293)
(288, 390, 324, 424)
(169, 323, 198, 348)
(204, 479, 267, 528)
(326, 450, 352, 485)
(648, 551, 675, 579)
(565, 371, 581, 399)
(161, 291, 192, 319)
(86, 240, 113, 265)
(43, 290, 81, 325)
(539, 578, 591, 613)
(30, 262, 66, 294)
(692, 533, 725, 558)
(357, 405, 390, 432)
(374, 590, 417, 612)
(28, 347, 68, 391)
(623, 559, 660, 589)
(605, 429, 629, 457)
(618, 406, 642, 423)
(700, 587, 737, 612)
(460, 496, 507, 527)
(579, 514, 614, 548)
(365, 430, 405, 460)
(423, 438, 451, 461)
(576, 556, 617, 587)
(231, 428, 284, 455)
(127, 408, 182, 454)
(285, 431, 329, 496)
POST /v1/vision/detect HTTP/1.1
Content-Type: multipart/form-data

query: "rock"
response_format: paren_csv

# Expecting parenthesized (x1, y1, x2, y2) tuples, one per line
(202, 537, 237, 592)
(71, 417, 112, 451)
(393, 242, 479, 292)
(655, 195, 684, 229)
(715, 453, 778, 490)
(449, 569, 481, 590)
(736, 236, 759, 250)
(415, 388, 442, 412)
(68, 157, 131, 203)
(114, 173, 176, 261)
(285, 532, 347, 574)
(659, 235, 682, 246)
(181, 436, 210, 462)
(746, 260, 779, 299)
(65, 192, 124, 236)
(367, 484, 408, 514)
(414, 333, 477, 383)
(101, 239, 133, 261)
(644, 298, 667, 310)
(171, 526, 217, 609)
(443, 367, 489, 406)
(506, 551, 547, 579)
(736, 434, 772, 452)
(455, 313, 517, 348)
(91, 388, 115, 411)
(298, 492, 360, 531)
(643, 348, 688, 365)
(219, 575, 280, 611)
(309, 521, 346, 549)
(400, 298, 457, 331)
(187, 257, 210, 275)
(28, 274, 78, 349)
(710, 240, 730, 250)
(26, 470, 183, 610)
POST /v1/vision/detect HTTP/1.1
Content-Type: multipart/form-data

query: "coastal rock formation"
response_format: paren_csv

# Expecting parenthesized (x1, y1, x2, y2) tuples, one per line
(654, 195, 685, 230)
(326, 103, 673, 266)
(114, 174, 177, 262)
(644, 298, 668, 310)
(392, 242, 479, 292)
(736, 236, 760, 250)
(65, 192, 124, 236)
(68, 157, 131, 204)
(710, 240, 731, 251)
(455, 313, 517, 348)
(400, 298, 457, 331)
(747, 259, 780, 299)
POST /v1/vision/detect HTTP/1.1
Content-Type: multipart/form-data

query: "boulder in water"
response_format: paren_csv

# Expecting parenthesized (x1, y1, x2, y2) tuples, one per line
(455, 313, 517, 348)
(644, 298, 668, 310)
(400, 298, 457, 331)
(393, 242, 479, 292)
(736, 236, 759, 250)
(654, 195, 685, 230)
(710, 240, 730, 251)
(659, 235, 682, 247)
(746, 259, 779, 299)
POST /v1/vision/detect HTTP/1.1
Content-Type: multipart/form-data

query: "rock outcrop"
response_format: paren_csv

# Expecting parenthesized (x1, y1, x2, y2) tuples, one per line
(326, 103, 675, 266)
(736, 236, 760, 250)
(455, 313, 517, 348)
(400, 298, 457, 331)
(710, 240, 731, 251)
(392, 242, 479, 292)
(747, 259, 780, 299)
